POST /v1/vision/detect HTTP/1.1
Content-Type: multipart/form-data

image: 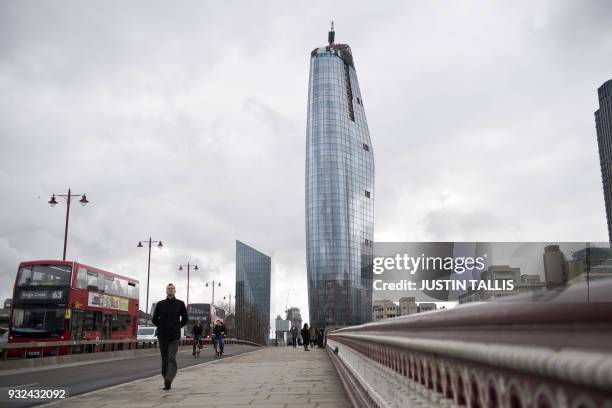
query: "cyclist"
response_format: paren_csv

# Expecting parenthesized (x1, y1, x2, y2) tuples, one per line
(213, 319, 226, 356)
(192, 320, 204, 357)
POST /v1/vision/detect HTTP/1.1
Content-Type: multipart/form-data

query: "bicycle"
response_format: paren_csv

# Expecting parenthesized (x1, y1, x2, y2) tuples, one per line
(195, 337, 203, 358)
(213, 336, 222, 359)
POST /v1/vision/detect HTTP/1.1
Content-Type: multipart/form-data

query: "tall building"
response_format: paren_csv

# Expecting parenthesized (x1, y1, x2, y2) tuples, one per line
(596, 79, 612, 242)
(285, 306, 302, 331)
(306, 24, 375, 329)
(235, 240, 271, 344)
(543, 245, 568, 287)
(274, 315, 291, 344)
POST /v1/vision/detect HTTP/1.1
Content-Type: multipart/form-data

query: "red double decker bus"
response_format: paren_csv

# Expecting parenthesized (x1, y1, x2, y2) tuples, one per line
(8, 260, 139, 356)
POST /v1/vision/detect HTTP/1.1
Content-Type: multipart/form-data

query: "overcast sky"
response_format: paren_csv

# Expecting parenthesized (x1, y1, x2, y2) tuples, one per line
(1, 0, 611, 331)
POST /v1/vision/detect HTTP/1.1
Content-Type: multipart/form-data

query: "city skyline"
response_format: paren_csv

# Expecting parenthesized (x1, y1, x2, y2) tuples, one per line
(0, 1, 611, 328)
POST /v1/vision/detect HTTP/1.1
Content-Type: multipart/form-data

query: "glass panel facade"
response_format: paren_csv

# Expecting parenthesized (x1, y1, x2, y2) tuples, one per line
(595, 79, 612, 242)
(235, 240, 271, 344)
(306, 38, 375, 329)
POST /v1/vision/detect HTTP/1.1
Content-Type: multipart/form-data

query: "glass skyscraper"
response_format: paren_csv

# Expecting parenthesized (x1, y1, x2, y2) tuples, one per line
(595, 79, 612, 242)
(306, 25, 374, 329)
(235, 240, 271, 344)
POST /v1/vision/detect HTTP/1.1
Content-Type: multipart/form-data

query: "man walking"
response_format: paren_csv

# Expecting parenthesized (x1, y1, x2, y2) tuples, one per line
(152, 283, 188, 390)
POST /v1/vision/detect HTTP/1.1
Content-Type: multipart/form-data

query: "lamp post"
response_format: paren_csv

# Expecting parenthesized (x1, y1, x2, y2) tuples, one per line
(205, 280, 221, 308)
(221, 293, 232, 337)
(223, 293, 232, 315)
(48, 188, 89, 261)
(178, 262, 198, 306)
(138, 238, 163, 326)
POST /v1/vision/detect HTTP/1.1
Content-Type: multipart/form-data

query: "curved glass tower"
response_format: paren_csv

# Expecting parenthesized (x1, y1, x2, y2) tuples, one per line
(306, 25, 374, 329)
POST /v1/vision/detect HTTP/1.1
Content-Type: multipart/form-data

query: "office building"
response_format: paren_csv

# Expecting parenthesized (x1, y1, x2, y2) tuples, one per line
(235, 240, 271, 344)
(372, 300, 398, 321)
(306, 24, 375, 329)
(398, 297, 418, 316)
(275, 315, 291, 344)
(286, 307, 303, 331)
(595, 79, 612, 242)
(543, 245, 569, 287)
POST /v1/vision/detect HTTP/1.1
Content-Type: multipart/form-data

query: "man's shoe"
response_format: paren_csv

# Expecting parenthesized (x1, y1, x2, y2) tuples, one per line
(164, 379, 171, 390)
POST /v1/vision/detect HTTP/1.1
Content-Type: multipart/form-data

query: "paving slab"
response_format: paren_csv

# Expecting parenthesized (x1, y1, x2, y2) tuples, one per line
(40, 346, 350, 407)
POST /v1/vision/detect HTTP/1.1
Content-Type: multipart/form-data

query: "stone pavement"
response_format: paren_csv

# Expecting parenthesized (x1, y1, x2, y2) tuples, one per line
(44, 346, 351, 408)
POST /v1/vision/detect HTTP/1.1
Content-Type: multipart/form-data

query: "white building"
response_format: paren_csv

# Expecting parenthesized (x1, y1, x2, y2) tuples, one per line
(372, 300, 398, 321)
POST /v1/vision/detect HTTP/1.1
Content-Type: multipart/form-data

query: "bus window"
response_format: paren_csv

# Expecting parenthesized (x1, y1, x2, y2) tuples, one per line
(86, 271, 99, 291)
(104, 275, 114, 295)
(17, 265, 71, 287)
(83, 311, 102, 331)
(114, 278, 123, 297)
(12, 308, 65, 335)
(118, 279, 127, 297)
(76, 268, 87, 289)
(127, 282, 137, 299)
(112, 314, 131, 332)
(102, 315, 112, 340)
(70, 310, 85, 340)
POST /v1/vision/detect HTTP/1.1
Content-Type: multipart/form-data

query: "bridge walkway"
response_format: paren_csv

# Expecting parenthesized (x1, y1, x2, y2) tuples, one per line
(43, 346, 350, 408)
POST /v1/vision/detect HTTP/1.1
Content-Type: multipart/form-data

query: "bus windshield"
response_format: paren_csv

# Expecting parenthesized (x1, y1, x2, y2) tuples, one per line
(12, 308, 65, 335)
(17, 264, 72, 287)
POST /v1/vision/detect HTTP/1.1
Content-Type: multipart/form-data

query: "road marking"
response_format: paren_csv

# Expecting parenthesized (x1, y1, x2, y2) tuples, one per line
(13, 383, 39, 388)
(0, 382, 39, 390)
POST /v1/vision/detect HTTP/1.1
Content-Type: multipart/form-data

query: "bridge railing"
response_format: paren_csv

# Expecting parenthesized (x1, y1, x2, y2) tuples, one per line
(0, 338, 262, 360)
(326, 283, 612, 408)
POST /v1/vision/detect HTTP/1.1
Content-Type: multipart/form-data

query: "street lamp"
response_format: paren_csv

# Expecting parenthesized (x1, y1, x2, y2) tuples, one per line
(223, 293, 232, 315)
(205, 280, 221, 308)
(48, 188, 89, 261)
(178, 262, 198, 306)
(138, 238, 164, 326)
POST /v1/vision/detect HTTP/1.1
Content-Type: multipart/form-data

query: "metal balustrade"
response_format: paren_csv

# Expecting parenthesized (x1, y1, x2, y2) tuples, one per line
(326, 281, 612, 408)
(0, 338, 262, 361)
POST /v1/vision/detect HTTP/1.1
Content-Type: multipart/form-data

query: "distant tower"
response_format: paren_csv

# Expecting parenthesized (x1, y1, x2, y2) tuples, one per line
(306, 24, 375, 329)
(235, 240, 271, 344)
(595, 79, 612, 242)
(543, 245, 568, 287)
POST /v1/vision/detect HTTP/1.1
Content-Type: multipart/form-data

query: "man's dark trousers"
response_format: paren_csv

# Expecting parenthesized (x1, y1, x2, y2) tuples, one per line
(159, 339, 179, 382)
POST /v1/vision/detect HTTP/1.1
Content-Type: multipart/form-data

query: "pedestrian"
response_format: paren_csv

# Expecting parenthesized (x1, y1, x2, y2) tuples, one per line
(152, 283, 189, 390)
(192, 320, 204, 356)
(317, 328, 325, 348)
(290, 325, 299, 348)
(309, 325, 317, 349)
(301, 323, 310, 351)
